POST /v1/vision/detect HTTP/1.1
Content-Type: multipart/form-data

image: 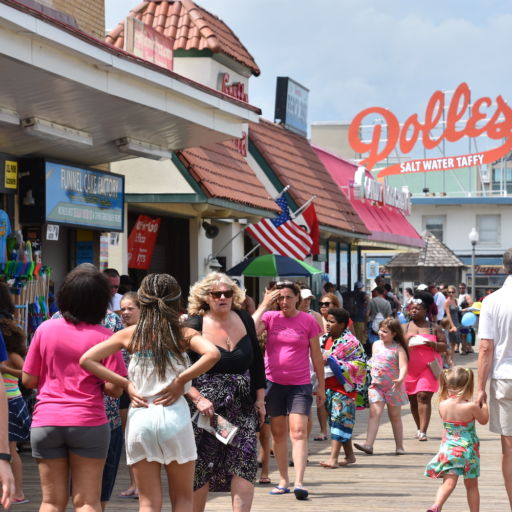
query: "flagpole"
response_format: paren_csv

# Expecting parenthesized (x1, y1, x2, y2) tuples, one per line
(290, 195, 317, 218)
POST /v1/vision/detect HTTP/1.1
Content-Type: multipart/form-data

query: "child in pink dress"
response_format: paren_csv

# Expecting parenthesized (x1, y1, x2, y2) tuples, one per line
(354, 317, 409, 455)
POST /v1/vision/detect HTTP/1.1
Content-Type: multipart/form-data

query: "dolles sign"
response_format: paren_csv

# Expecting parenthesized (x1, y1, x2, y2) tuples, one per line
(348, 82, 512, 179)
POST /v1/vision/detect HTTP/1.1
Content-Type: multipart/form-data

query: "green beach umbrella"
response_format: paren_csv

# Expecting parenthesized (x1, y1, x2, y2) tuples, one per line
(226, 254, 321, 277)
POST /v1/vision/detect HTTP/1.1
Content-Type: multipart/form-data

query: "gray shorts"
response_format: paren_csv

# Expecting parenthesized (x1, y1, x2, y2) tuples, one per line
(31, 423, 111, 459)
(265, 381, 313, 417)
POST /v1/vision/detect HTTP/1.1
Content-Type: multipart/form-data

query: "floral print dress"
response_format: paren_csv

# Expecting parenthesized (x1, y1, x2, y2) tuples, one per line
(424, 419, 480, 479)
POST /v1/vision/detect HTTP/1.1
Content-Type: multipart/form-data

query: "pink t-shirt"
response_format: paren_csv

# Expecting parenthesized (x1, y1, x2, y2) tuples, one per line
(262, 310, 322, 385)
(24, 318, 127, 428)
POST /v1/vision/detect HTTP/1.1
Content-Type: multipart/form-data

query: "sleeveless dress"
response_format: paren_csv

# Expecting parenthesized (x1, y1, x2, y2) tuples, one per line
(404, 322, 442, 395)
(125, 350, 196, 466)
(368, 341, 408, 406)
(425, 419, 480, 479)
(191, 335, 259, 491)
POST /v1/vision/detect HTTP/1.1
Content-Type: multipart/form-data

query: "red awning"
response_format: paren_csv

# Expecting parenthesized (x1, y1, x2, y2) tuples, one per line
(312, 145, 424, 249)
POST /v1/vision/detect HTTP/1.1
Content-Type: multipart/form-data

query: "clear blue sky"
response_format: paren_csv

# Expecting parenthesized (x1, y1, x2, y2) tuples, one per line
(106, 1, 512, 155)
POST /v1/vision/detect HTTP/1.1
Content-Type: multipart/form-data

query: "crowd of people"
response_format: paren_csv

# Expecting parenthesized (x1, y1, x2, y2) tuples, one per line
(0, 259, 507, 511)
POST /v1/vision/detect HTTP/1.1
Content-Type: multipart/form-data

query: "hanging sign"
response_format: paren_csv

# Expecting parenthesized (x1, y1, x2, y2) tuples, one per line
(353, 167, 411, 215)
(348, 82, 512, 179)
(127, 215, 161, 270)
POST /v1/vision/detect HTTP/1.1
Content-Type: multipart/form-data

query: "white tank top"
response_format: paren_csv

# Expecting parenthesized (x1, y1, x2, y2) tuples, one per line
(128, 350, 191, 398)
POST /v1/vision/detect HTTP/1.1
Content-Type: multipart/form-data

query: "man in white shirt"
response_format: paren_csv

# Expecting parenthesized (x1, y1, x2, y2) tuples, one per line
(103, 268, 122, 312)
(429, 284, 446, 322)
(478, 248, 512, 507)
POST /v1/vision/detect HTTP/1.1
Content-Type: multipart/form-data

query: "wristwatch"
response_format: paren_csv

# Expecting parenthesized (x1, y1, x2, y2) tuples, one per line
(0, 453, 11, 463)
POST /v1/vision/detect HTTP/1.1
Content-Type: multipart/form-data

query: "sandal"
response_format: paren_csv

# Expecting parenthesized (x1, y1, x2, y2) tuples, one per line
(418, 432, 428, 441)
(269, 486, 290, 495)
(258, 477, 271, 484)
(313, 434, 327, 441)
(354, 442, 373, 454)
(294, 487, 309, 500)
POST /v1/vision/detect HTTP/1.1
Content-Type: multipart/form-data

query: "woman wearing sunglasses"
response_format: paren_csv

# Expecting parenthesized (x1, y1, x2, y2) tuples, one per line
(185, 273, 266, 512)
(318, 293, 340, 333)
(253, 281, 324, 501)
(403, 292, 446, 441)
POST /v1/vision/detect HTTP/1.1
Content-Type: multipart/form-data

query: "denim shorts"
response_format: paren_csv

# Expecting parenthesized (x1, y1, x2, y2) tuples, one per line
(31, 423, 110, 459)
(101, 426, 123, 502)
(265, 381, 313, 417)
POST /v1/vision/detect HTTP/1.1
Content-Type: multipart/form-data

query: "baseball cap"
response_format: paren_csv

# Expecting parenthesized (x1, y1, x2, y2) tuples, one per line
(300, 288, 314, 300)
(416, 284, 428, 291)
(354, 281, 364, 289)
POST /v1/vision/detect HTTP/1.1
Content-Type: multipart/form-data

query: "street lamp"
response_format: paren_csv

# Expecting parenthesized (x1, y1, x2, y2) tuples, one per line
(468, 227, 479, 297)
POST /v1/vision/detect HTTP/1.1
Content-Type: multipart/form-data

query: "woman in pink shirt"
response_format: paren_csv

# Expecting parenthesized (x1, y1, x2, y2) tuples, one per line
(22, 264, 126, 512)
(253, 281, 324, 501)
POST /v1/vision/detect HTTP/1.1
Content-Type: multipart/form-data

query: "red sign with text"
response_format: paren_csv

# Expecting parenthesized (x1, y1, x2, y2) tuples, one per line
(348, 82, 512, 179)
(127, 215, 161, 270)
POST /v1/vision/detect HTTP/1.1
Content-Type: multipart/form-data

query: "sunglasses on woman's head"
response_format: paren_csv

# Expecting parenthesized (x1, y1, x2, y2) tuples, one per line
(411, 298, 424, 305)
(209, 290, 234, 299)
(319, 301, 331, 307)
(276, 280, 294, 289)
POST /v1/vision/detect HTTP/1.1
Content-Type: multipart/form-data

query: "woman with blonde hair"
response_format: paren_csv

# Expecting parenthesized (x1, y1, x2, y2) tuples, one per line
(185, 272, 266, 512)
(81, 273, 220, 512)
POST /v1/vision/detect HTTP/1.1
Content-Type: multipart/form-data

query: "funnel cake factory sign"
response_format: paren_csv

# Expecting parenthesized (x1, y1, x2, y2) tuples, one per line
(348, 83, 512, 179)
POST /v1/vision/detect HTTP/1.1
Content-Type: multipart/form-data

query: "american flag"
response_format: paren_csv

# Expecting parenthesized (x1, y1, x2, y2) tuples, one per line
(245, 196, 313, 260)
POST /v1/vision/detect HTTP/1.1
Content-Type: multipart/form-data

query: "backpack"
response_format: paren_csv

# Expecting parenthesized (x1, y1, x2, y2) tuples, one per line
(371, 312, 385, 334)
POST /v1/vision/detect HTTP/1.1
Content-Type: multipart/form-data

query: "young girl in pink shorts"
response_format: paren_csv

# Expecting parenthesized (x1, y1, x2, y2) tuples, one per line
(354, 317, 409, 455)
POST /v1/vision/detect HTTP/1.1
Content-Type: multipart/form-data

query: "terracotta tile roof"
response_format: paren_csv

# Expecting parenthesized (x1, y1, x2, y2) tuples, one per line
(106, 1, 260, 76)
(387, 232, 465, 267)
(249, 120, 370, 236)
(177, 141, 279, 213)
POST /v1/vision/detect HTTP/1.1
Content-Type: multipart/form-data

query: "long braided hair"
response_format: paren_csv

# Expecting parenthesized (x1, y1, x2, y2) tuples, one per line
(129, 274, 187, 380)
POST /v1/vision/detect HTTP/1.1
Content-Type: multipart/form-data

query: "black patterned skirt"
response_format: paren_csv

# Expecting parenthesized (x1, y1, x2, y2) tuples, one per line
(190, 371, 257, 492)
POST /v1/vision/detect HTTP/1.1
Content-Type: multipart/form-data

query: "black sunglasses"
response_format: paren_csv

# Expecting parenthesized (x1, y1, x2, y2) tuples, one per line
(209, 290, 234, 299)
(319, 301, 332, 307)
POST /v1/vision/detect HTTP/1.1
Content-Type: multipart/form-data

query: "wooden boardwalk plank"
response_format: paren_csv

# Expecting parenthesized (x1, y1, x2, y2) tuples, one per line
(14, 348, 506, 511)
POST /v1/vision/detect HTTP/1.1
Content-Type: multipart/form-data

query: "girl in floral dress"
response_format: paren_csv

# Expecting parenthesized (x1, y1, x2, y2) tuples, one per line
(424, 367, 489, 512)
(354, 317, 409, 455)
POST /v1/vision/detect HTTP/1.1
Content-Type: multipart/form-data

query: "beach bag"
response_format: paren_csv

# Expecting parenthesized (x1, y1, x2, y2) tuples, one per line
(371, 312, 384, 334)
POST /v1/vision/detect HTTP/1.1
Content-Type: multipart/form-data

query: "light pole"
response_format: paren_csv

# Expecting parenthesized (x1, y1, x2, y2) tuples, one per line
(468, 227, 479, 297)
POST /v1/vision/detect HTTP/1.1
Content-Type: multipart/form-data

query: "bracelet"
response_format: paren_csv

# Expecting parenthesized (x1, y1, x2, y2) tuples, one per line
(193, 395, 203, 405)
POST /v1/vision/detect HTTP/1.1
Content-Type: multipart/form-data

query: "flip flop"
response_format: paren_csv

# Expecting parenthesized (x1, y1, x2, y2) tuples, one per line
(258, 477, 271, 484)
(294, 487, 309, 500)
(269, 486, 290, 495)
(12, 499, 30, 505)
(354, 442, 373, 454)
(313, 435, 327, 441)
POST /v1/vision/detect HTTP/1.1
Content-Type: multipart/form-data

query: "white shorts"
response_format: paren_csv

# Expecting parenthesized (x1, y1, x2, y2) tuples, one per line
(125, 396, 197, 465)
(489, 379, 512, 437)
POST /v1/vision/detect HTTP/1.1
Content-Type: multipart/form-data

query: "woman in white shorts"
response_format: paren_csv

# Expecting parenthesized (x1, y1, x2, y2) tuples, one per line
(81, 273, 219, 512)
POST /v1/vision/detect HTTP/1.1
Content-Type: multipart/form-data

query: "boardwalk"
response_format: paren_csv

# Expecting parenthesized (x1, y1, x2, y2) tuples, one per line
(15, 347, 507, 511)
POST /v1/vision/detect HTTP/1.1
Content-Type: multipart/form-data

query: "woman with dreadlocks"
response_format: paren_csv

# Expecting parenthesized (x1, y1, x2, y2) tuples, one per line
(81, 273, 220, 512)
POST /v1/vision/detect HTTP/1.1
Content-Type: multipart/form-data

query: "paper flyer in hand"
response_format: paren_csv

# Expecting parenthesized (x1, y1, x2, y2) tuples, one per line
(192, 412, 239, 445)
(408, 335, 428, 347)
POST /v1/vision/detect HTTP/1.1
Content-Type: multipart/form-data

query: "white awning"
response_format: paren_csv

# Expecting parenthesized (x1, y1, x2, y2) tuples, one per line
(0, 1, 260, 166)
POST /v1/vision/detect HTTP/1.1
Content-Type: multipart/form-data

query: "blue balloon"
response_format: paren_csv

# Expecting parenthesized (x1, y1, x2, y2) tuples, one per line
(461, 312, 477, 327)
(397, 311, 407, 324)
